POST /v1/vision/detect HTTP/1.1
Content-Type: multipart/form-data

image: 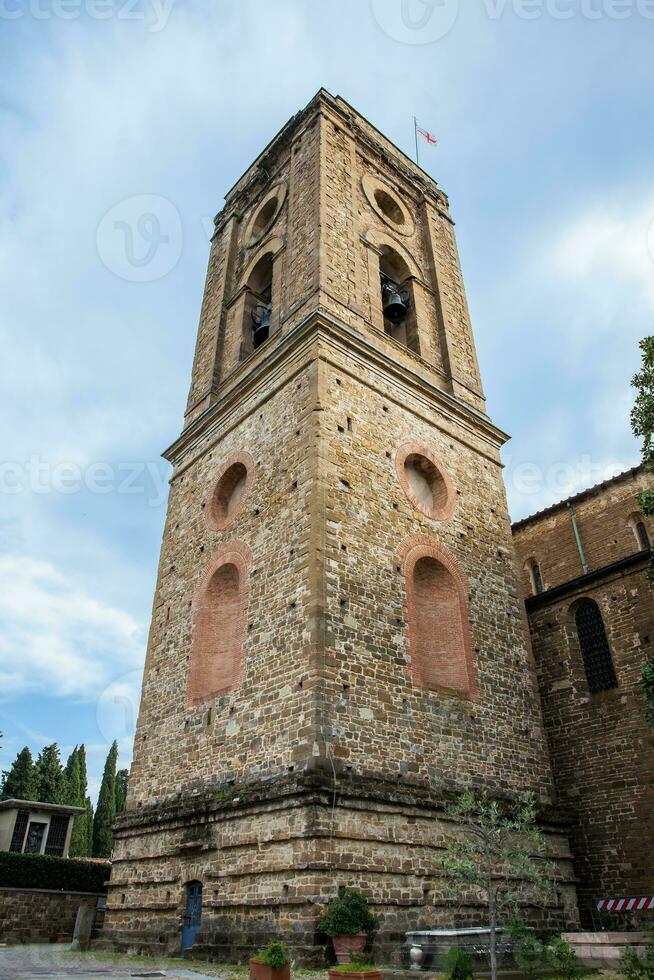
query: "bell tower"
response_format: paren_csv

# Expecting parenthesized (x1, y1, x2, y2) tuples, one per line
(102, 90, 578, 962)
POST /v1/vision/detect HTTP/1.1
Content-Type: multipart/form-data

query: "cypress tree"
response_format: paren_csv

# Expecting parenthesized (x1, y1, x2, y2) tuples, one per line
(35, 743, 65, 803)
(64, 747, 82, 805)
(1, 747, 37, 801)
(83, 797, 95, 856)
(66, 746, 93, 858)
(114, 769, 129, 815)
(92, 741, 118, 858)
(79, 746, 94, 857)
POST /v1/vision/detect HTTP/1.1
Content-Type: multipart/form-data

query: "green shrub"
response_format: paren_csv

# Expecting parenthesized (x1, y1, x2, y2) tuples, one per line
(0, 850, 108, 893)
(546, 935, 582, 979)
(442, 945, 474, 980)
(619, 927, 654, 979)
(332, 965, 377, 973)
(641, 656, 654, 728)
(506, 919, 545, 977)
(318, 887, 379, 937)
(256, 941, 290, 968)
(332, 954, 377, 973)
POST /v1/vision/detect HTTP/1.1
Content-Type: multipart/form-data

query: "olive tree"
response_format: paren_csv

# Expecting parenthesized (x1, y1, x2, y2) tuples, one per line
(436, 790, 556, 980)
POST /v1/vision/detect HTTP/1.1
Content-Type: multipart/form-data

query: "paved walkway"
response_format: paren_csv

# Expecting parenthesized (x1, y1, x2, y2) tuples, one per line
(0, 946, 235, 980)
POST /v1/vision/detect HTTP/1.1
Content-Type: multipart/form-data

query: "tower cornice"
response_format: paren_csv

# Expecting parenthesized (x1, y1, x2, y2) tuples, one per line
(164, 309, 509, 477)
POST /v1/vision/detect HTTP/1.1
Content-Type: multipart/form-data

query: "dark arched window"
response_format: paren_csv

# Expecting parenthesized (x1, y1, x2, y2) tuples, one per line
(574, 599, 618, 694)
(636, 520, 651, 552)
(531, 561, 544, 595)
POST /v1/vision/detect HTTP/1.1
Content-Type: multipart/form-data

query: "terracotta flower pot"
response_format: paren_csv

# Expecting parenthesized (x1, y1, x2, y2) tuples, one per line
(332, 932, 368, 964)
(249, 959, 291, 980)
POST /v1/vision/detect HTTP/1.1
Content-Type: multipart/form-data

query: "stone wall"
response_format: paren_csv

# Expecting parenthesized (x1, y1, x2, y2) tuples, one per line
(513, 468, 654, 925)
(0, 886, 101, 945)
(100, 769, 578, 963)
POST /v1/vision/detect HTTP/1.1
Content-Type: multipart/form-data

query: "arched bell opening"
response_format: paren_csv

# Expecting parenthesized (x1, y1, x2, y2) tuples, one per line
(241, 251, 274, 360)
(379, 246, 420, 354)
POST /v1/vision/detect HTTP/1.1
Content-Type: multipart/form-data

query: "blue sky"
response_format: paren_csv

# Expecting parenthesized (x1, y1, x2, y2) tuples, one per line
(1, 0, 653, 800)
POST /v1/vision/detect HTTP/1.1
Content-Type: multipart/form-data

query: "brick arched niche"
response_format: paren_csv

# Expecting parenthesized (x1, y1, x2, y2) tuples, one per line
(398, 535, 479, 699)
(187, 541, 251, 706)
(204, 452, 256, 532)
(395, 443, 456, 521)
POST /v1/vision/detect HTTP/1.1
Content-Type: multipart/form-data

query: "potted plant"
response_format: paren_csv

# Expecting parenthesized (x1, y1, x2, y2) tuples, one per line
(328, 952, 382, 980)
(319, 887, 379, 964)
(249, 940, 291, 980)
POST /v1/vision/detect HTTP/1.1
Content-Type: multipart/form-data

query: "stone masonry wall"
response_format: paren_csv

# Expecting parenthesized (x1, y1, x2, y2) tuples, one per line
(102, 773, 578, 963)
(0, 887, 100, 945)
(318, 341, 553, 796)
(129, 355, 320, 806)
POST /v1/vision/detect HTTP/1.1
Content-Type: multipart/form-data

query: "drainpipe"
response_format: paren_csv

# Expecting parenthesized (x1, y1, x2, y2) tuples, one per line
(566, 500, 589, 576)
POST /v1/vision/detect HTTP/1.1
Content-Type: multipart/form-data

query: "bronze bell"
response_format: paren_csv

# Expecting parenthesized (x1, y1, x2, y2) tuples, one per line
(382, 282, 409, 323)
(252, 302, 271, 348)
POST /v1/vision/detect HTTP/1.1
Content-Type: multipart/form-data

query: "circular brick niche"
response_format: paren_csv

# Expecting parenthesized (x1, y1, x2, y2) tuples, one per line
(204, 452, 256, 531)
(362, 174, 414, 236)
(395, 444, 455, 521)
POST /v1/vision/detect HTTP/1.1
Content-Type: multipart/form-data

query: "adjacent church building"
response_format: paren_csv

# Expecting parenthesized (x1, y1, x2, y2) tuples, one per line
(100, 91, 653, 961)
(513, 466, 654, 926)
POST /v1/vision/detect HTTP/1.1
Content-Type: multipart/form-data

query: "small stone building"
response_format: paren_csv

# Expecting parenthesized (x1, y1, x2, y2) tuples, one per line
(513, 466, 654, 925)
(102, 89, 580, 962)
(0, 799, 84, 858)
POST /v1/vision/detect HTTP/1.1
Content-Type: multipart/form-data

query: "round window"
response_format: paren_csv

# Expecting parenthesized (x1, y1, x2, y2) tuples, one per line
(395, 444, 455, 521)
(205, 454, 255, 530)
(374, 188, 404, 226)
(361, 174, 414, 236)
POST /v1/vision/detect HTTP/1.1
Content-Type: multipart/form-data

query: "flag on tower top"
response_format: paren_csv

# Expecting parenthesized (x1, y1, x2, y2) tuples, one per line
(413, 116, 438, 168)
(416, 126, 438, 145)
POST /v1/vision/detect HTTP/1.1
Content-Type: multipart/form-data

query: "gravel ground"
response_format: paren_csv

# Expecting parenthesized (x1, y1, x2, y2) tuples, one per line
(0, 946, 328, 980)
(0, 946, 622, 980)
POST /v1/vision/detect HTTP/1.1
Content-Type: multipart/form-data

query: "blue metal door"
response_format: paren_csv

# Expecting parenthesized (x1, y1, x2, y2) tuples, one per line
(181, 881, 202, 952)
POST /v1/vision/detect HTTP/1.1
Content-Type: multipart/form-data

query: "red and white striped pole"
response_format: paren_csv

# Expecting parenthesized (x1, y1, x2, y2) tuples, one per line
(597, 897, 654, 912)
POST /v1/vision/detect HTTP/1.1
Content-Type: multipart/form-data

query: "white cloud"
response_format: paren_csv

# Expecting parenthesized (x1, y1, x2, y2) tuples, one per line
(547, 196, 654, 317)
(0, 554, 145, 700)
